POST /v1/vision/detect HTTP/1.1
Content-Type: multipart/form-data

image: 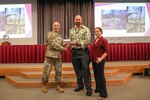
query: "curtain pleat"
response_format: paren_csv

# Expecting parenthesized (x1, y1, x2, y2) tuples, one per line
(37, 0, 94, 44)
(0, 43, 150, 63)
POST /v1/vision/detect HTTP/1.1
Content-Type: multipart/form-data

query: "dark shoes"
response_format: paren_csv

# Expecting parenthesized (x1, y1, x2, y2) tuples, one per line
(86, 91, 92, 96)
(74, 86, 84, 92)
(74, 86, 92, 96)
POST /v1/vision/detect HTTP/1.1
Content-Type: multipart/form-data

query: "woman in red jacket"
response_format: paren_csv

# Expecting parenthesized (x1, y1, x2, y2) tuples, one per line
(92, 27, 108, 100)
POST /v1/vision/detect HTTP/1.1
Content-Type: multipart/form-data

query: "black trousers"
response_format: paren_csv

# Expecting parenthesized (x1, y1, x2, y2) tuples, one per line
(72, 48, 92, 91)
(92, 60, 107, 97)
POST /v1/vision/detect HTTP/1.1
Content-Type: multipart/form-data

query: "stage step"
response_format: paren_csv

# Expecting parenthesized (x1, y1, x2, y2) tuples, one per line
(19, 69, 120, 78)
(2, 63, 150, 88)
(5, 72, 132, 88)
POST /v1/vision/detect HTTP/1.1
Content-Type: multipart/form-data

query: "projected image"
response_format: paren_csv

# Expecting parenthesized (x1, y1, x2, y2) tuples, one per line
(95, 3, 150, 37)
(0, 4, 32, 38)
(1, 8, 25, 34)
(127, 6, 145, 33)
(101, 10, 127, 30)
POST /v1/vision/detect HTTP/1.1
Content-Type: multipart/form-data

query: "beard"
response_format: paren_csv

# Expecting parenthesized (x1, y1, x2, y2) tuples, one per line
(54, 28, 59, 33)
(75, 22, 81, 27)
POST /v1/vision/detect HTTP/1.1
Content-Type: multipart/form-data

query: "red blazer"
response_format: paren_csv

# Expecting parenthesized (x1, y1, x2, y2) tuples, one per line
(91, 36, 108, 62)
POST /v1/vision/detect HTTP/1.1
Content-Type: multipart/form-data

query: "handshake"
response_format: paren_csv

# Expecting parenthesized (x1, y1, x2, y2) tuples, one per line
(62, 40, 79, 51)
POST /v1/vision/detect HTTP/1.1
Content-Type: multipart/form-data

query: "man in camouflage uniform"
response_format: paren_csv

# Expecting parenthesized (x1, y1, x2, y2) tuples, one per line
(41, 22, 68, 93)
(69, 15, 92, 96)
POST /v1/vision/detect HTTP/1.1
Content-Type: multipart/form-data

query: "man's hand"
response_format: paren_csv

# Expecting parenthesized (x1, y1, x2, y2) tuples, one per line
(63, 43, 71, 51)
(70, 40, 81, 46)
(70, 41, 77, 45)
(65, 43, 71, 48)
(62, 42, 67, 46)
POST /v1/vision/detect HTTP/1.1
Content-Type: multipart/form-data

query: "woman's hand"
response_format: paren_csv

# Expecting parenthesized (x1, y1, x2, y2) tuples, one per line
(96, 57, 103, 64)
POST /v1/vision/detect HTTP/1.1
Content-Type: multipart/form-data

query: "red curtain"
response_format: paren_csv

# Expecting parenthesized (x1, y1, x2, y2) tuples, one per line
(0, 43, 150, 63)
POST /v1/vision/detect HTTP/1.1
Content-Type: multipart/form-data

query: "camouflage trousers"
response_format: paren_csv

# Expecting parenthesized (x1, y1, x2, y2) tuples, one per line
(42, 57, 62, 84)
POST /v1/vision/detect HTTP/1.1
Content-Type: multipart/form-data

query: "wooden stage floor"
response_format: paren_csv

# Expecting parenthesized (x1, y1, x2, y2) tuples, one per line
(0, 61, 150, 88)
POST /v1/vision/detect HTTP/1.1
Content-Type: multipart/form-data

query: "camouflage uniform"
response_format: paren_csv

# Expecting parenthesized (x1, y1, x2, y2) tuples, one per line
(42, 31, 64, 84)
(69, 25, 92, 92)
(70, 25, 91, 49)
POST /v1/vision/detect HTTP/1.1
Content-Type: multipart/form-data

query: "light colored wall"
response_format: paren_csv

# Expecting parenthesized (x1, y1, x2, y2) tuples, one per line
(106, 37, 150, 43)
(0, 0, 150, 45)
(94, 1, 150, 43)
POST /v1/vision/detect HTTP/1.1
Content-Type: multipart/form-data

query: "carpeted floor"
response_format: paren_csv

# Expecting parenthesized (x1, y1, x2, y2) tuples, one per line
(0, 75, 150, 100)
